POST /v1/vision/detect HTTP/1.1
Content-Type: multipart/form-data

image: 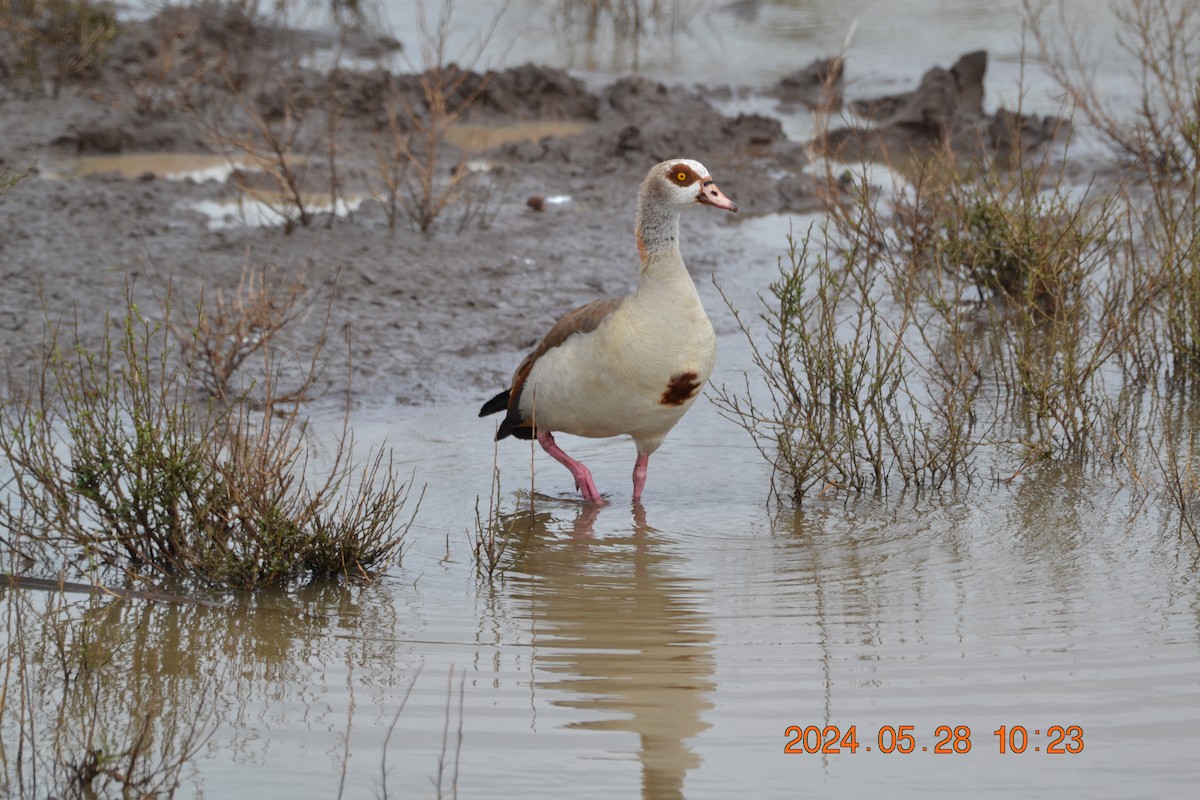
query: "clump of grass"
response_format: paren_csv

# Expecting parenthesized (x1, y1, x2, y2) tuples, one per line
(0, 282, 419, 589)
(731, 233, 907, 497)
(551, 0, 691, 73)
(931, 176, 1094, 311)
(907, 162, 1121, 455)
(0, 0, 117, 97)
(718, 139, 1131, 502)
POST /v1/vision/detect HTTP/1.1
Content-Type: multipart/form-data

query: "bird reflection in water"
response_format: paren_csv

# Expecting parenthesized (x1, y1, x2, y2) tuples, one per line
(497, 500, 715, 800)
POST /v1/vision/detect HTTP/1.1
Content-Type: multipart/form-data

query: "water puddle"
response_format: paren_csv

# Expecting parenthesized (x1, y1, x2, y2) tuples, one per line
(45, 152, 253, 182)
(193, 188, 366, 229)
(42, 123, 576, 228)
(44, 151, 366, 228)
(446, 120, 589, 152)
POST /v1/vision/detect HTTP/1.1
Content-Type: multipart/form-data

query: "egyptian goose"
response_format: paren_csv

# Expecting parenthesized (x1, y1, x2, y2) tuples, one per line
(479, 159, 738, 502)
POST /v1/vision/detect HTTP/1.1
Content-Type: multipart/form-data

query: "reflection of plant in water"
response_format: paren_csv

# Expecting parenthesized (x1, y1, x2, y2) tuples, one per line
(551, 0, 693, 72)
(553, 0, 690, 39)
(1, 587, 220, 797)
(1, 577, 415, 797)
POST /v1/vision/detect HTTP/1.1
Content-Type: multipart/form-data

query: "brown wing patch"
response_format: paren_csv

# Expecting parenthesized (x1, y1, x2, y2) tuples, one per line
(660, 371, 701, 406)
(502, 296, 626, 434)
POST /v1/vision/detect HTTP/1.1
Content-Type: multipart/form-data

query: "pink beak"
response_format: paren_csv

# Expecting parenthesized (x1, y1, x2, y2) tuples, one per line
(698, 179, 738, 213)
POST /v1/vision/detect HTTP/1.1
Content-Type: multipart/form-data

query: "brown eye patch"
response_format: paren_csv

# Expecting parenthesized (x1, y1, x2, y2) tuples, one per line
(668, 163, 700, 186)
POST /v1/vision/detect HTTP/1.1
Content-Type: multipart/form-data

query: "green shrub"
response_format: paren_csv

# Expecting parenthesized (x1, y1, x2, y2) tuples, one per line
(0, 287, 419, 589)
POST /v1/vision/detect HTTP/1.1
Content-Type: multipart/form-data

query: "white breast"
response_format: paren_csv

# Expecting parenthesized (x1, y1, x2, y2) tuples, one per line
(518, 275, 716, 453)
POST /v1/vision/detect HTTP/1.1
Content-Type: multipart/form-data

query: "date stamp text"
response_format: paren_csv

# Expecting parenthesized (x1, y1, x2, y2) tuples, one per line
(783, 725, 1085, 755)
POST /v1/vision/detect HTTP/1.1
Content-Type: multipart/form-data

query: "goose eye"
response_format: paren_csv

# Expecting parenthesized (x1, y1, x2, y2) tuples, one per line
(676, 172, 687, 182)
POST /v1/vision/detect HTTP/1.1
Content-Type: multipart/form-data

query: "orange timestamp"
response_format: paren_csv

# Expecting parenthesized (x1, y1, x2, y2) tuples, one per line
(783, 725, 1084, 755)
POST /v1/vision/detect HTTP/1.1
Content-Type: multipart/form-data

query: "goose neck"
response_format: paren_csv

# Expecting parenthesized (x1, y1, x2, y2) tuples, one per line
(635, 199, 682, 268)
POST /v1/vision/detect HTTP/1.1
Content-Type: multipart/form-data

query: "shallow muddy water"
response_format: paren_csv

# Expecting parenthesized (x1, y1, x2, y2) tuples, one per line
(6, 212, 1199, 798)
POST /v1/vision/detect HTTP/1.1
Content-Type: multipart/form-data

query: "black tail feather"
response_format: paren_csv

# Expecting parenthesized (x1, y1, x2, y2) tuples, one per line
(479, 389, 510, 418)
(482, 388, 535, 441)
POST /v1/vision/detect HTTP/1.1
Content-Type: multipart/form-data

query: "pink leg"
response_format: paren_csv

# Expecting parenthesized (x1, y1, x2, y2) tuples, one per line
(632, 454, 649, 501)
(537, 430, 603, 502)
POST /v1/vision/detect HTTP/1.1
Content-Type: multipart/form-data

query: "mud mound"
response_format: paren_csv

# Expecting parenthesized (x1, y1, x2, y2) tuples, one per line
(823, 51, 1067, 163)
(477, 64, 600, 120)
(770, 56, 844, 112)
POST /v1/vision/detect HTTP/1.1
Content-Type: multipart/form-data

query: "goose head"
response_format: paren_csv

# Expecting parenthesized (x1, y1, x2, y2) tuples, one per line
(643, 159, 738, 213)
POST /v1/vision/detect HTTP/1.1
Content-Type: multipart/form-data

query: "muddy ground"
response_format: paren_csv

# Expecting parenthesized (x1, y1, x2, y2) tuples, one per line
(0, 6, 1056, 407)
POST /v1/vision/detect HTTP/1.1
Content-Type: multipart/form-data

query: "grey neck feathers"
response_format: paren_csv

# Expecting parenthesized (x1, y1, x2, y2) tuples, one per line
(636, 196, 682, 269)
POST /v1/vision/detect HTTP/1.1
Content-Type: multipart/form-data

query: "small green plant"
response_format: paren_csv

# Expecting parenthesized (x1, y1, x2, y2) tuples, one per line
(1, 163, 30, 196)
(905, 165, 1119, 454)
(0, 283, 419, 589)
(942, 187, 1076, 304)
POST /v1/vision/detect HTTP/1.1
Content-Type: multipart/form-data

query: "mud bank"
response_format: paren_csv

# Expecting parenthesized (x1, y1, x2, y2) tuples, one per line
(0, 6, 1057, 406)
